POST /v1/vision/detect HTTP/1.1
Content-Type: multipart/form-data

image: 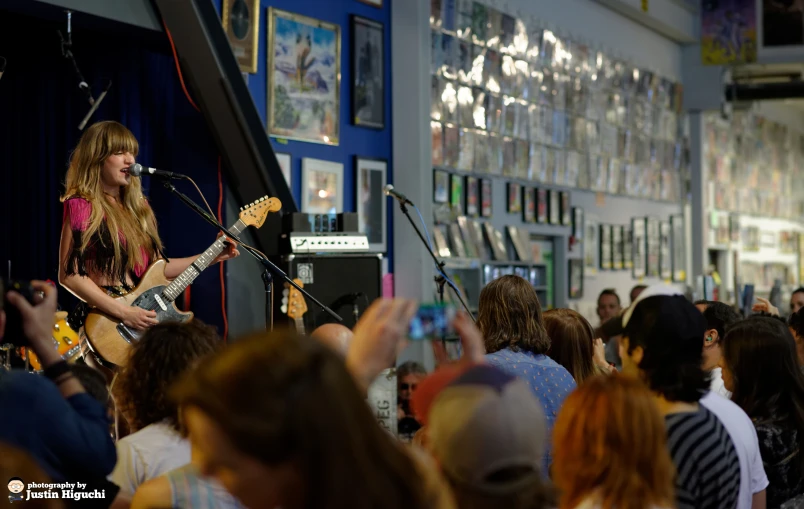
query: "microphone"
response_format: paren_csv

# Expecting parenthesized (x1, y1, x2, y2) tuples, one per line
(384, 184, 412, 205)
(127, 163, 185, 180)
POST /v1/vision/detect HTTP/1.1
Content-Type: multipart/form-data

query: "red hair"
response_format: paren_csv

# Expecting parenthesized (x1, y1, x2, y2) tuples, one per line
(553, 375, 675, 509)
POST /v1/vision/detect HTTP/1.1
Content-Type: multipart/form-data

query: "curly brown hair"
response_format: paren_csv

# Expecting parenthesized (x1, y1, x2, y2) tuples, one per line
(477, 275, 550, 355)
(114, 319, 222, 432)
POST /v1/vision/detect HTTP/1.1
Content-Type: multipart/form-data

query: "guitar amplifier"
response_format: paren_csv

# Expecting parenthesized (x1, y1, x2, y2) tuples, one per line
(272, 253, 383, 331)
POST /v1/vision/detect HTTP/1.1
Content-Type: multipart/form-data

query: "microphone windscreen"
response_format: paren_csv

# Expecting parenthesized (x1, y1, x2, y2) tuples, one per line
(128, 163, 143, 177)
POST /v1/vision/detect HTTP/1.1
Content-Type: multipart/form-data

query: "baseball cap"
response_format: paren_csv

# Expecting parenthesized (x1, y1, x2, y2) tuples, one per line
(426, 364, 546, 494)
(410, 362, 474, 425)
(601, 284, 692, 336)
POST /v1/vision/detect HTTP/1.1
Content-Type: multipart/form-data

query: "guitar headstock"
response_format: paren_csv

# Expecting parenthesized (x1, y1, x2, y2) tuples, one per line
(239, 196, 282, 228)
(285, 278, 308, 320)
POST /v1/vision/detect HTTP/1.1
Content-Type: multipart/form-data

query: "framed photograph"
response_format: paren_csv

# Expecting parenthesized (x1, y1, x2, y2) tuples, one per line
(465, 176, 479, 217)
(599, 225, 612, 270)
(660, 220, 671, 281)
(222, 0, 260, 73)
(560, 191, 571, 226)
(275, 151, 292, 188)
(612, 226, 624, 270)
(480, 179, 493, 217)
(632, 218, 646, 279)
(569, 258, 583, 299)
(433, 169, 449, 203)
(572, 207, 584, 240)
(355, 157, 387, 252)
(549, 190, 561, 225)
(584, 216, 599, 277)
(507, 182, 522, 213)
(351, 16, 384, 129)
(450, 174, 464, 214)
(646, 217, 660, 278)
(536, 188, 548, 224)
(671, 215, 686, 282)
(522, 187, 536, 223)
(301, 158, 343, 213)
(624, 227, 634, 269)
(268, 8, 340, 145)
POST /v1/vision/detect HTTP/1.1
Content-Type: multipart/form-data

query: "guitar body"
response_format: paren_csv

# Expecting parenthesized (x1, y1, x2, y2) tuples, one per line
(84, 260, 193, 367)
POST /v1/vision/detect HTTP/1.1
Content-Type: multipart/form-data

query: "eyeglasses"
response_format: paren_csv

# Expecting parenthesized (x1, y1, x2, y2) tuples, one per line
(400, 383, 418, 391)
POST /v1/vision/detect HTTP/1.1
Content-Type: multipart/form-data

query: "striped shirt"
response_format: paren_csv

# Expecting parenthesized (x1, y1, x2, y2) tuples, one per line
(166, 465, 244, 509)
(665, 406, 741, 509)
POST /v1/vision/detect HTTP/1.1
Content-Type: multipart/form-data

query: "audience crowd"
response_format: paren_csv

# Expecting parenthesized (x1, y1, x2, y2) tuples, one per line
(3, 275, 804, 509)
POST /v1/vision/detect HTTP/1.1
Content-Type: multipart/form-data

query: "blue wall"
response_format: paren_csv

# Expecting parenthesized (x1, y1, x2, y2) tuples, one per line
(213, 0, 394, 269)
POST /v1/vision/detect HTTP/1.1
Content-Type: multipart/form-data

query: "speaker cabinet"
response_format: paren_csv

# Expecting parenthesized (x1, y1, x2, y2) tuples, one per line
(272, 254, 383, 331)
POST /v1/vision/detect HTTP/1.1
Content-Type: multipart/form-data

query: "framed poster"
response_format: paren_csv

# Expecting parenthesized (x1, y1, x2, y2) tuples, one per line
(450, 174, 464, 214)
(671, 214, 686, 282)
(433, 169, 449, 203)
(522, 186, 536, 223)
(301, 158, 344, 213)
(584, 216, 599, 277)
(465, 176, 479, 217)
(507, 182, 522, 213)
(569, 258, 583, 299)
(624, 227, 634, 270)
(646, 217, 660, 278)
(275, 151, 292, 188)
(222, 0, 260, 73)
(612, 225, 624, 270)
(549, 190, 561, 225)
(268, 8, 340, 145)
(351, 16, 384, 129)
(572, 207, 584, 240)
(560, 191, 571, 226)
(632, 218, 646, 279)
(355, 157, 387, 252)
(659, 220, 671, 281)
(536, 188, 548, 224)
(480, 179, 493, 217)
(599, 224, 612, 270)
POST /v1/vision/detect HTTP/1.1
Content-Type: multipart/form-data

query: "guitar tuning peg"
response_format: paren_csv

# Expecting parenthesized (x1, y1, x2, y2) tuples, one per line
(260, 197, 265, 202)
(280, 305, 287, 314)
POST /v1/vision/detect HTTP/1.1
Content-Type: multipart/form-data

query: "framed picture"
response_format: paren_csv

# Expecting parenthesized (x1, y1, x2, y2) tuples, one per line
(660, 220, 671, 281)
(522, 187, 536, 223)
(507, 182, 522, 213)
(301, 158, 343, 213)
(549, 190, 560, 225)
(646, 217, 660, 278)
(480, 179, 492, 217)
(355, 157, 387, 252)
(599, 225, 612, 270)
(572, 207, 584, 240)
(433, 169, 449, 203)
(461, 176, 477, 217)
(536, 188, 548, 224)
(351, 16, 384, 129)
(671, 215, 686, 282)
(612, 226, 624, 270)
(268, 8, 340, 145)
(450, 174, 464, 214)
(560, 191, 571, 226)
(275, 151, 292, 188)
(584, 216, 599, 277)
(222, 0, 260, 73)
(632, 218, 646, 279)
(569, 258, 583, 299)
(624, 227, 634, 269)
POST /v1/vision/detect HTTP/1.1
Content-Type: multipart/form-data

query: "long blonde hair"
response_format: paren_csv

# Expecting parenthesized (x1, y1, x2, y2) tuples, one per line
(62, 121, 162, 279)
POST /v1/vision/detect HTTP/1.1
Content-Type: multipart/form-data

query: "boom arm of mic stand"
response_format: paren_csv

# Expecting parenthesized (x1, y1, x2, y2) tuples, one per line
(162, 180, 343, 323)
(398, 201, 475, 320)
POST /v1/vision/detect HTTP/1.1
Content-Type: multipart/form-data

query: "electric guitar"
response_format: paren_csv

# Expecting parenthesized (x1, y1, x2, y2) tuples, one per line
(282, 279, 307, 335)
(83, 196, 281, 366)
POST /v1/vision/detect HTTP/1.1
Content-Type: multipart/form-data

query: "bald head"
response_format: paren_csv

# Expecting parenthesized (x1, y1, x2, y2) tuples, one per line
(311, 323, 353, 357)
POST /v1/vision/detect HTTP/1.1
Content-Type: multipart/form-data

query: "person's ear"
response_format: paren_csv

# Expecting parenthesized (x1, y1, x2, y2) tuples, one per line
(704, 329, 719, 346)
(631, 345, 644, 366)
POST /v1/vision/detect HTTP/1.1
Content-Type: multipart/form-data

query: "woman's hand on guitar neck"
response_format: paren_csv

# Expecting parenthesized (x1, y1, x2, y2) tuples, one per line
(119, 306, 159, 330)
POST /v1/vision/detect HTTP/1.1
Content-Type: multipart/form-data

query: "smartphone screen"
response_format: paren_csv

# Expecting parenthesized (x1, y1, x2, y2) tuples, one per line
(408, 304, 457, 340)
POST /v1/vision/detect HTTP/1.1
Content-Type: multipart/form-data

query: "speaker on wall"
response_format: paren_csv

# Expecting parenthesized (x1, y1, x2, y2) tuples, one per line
(272, 254, 383, 331)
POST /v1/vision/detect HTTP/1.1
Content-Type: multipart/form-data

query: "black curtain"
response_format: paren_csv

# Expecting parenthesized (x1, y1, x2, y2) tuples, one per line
(0, 9, 226, 332)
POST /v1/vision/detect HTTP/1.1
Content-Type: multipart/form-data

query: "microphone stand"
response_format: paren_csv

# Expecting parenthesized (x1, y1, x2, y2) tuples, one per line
(395, 199, 474, 321)
(161, 180, 343, 330)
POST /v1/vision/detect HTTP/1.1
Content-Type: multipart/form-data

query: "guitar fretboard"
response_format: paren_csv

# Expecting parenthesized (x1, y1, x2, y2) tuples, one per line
(162, 220, 246, 302)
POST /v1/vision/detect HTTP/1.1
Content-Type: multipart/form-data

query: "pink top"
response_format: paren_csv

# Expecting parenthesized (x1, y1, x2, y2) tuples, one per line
(63, 197, 150, 278)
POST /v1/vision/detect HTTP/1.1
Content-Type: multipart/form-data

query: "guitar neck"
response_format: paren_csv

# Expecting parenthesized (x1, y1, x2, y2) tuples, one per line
(295, 317, 305, 336)
(162, 220, 247, 302)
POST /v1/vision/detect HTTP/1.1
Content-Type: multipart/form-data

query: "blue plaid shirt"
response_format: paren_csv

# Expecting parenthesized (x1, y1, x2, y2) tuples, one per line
(485, 348, 577, 475)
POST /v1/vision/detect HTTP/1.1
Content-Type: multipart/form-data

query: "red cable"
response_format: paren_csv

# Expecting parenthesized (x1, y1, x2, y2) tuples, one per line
(165, 19, 228, 341)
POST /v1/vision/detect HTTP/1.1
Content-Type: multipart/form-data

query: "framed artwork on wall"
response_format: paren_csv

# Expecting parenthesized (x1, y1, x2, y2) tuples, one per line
(612, 225, 624, 270)
(450, 174, 464, 214)
(569, 258, 583, 299)
(433, 169, 449, 203)
(522, 186, 536, 223)
(659, 220, 671, 280)
(536, 188, 548, 224)
(560, 191, 571, 226)
(624, 227, 634, 270)
(267, 8, 340, 145)
(584, 216, 599, 277)
(275, 152, 292, 188)
(301, 158, 343, 214)
(507, 182, 522, 213)
(671, 215, 686, 282)
(599, 224, 612, 270)
(549, 190, 560, 225)
(480, 179, 492, 217)
(632, 218, 646, 279)
(572, 207, 584, 240)
(465, 176, 479, 217)
(646, 217, 660, 278)
(222, 0, 260, 73)
(351, 16, 384, 129)
(355, 157, 387, 252)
